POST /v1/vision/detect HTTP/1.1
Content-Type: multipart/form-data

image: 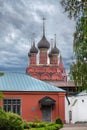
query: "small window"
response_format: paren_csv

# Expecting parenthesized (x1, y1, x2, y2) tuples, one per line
(3, 98, 21, 115)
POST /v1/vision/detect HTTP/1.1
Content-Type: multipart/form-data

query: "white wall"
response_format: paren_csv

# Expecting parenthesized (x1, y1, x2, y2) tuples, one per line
(65, 97, 69, 123)
(65, 95, 87, 124)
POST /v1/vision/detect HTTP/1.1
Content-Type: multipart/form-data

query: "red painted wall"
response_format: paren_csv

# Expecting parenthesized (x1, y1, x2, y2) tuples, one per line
(3, 91, 65, 122)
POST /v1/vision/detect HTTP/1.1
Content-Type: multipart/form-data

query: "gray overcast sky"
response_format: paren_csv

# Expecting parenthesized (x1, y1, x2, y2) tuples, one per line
(0, 0, 76, 74)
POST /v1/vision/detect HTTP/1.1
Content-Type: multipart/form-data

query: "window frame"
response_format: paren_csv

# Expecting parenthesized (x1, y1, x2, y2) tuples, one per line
(3, 98, 22, 115)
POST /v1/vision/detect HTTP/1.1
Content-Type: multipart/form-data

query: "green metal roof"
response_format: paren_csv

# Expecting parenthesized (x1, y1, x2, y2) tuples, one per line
(0, 72, 65, 92)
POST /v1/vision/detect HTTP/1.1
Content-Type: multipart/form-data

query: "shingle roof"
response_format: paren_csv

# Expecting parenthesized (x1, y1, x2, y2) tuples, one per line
(0, 72, 65, 92)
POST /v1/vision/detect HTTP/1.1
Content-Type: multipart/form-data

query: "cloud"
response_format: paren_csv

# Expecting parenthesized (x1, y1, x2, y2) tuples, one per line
(0, 0, 76, 74)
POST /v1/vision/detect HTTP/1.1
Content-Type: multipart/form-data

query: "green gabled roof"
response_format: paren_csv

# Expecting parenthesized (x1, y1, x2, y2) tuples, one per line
(0, 72, 65, 92)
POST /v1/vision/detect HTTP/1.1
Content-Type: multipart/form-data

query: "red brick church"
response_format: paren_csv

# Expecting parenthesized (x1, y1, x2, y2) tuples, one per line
(0, 18, 74, 123)
(26, 18, 77, 95)
(26, 18, 67, 84)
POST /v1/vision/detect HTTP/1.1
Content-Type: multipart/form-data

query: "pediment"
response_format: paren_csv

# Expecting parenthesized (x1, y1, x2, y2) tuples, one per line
(39, 96, 56, 106)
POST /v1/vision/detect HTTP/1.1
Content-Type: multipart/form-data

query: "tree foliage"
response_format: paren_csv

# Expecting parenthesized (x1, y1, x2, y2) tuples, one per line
(61, 0, 87, 19)
(70, 60, 87, 91)
(73, 16, 87, 59)
(70, 16, 87, 91)
(0, 72, 4, 76)
(0, 72, 5, 107)
(61, 0, 87, 91)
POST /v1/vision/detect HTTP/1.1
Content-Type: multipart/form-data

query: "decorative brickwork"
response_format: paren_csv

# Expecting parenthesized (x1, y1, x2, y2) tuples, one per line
(26, 64, 66, 81)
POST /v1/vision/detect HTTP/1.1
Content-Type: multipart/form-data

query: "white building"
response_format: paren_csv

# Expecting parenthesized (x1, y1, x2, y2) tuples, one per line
(65, 90, 87, 124)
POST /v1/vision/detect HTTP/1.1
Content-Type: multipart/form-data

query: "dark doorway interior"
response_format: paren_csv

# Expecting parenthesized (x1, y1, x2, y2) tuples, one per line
(42, 106, 51, 122)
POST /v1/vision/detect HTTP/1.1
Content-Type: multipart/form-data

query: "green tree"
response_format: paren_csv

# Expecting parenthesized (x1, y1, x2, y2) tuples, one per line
(73, 16, 87, 58)
(61, 0, 87, 91)
(70, 17, 87, 91)
(61, 0, 87, 19)
(0, 72, 4, 107)
(70, 59, 87, 91)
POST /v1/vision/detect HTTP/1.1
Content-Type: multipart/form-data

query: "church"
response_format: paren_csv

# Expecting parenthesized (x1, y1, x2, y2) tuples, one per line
(0, 18, 78, 123)
(0, 18, 67, 122)
(26, 18, 76, 95)
(26, 18, 67, 84)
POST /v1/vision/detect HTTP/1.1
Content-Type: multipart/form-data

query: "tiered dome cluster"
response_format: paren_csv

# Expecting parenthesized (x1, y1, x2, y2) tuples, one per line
(28, 34, 59, 59)
(28, 18, 59, 60)
(26, 18, 67, 82)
